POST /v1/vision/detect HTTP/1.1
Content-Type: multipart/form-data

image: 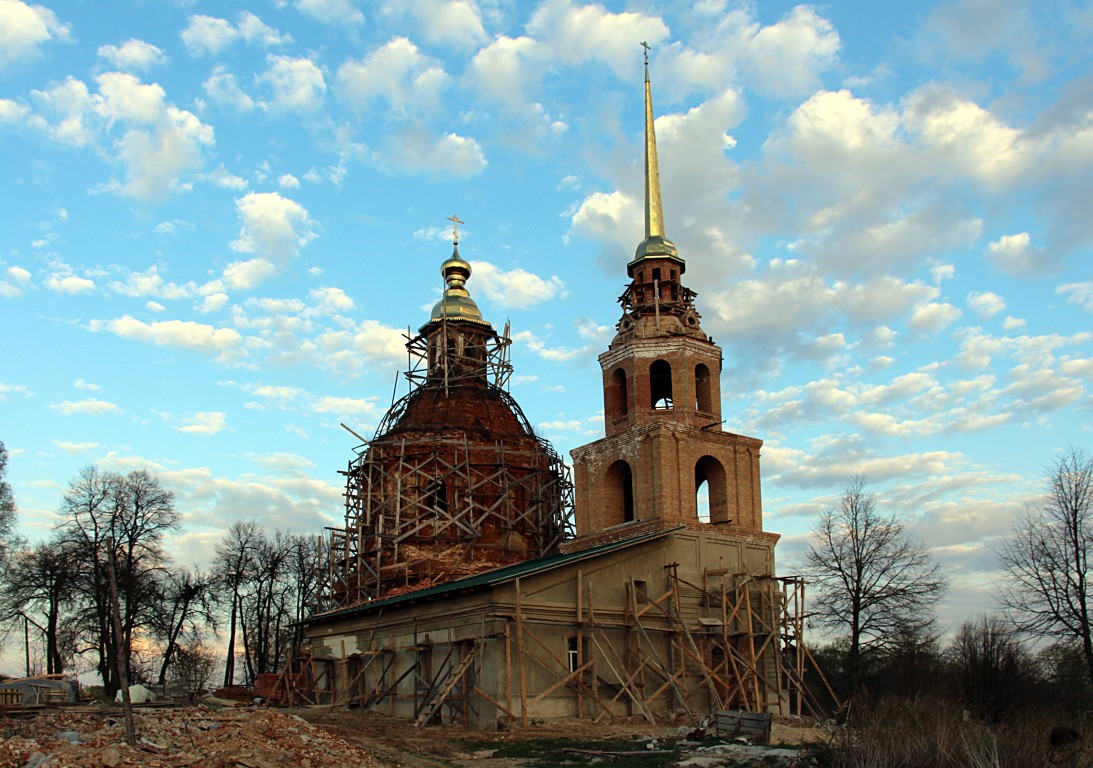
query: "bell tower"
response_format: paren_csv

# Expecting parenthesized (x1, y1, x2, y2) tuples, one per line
(570, 49, 763, 541)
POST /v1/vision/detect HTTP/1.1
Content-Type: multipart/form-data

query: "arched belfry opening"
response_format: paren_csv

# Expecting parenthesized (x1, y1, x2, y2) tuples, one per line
(612, 367, 628, 417)
(650, 359, 673, 410)
(604, 459, 635, 526)
(695, 455, 729, 524)
(695, 363, 712, 413)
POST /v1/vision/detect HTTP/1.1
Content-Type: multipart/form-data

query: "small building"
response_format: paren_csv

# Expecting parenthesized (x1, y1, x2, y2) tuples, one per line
(303, 60, 819, 728)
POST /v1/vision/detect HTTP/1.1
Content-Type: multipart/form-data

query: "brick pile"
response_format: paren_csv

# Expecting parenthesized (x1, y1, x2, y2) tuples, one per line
(1, 706, 383, 767)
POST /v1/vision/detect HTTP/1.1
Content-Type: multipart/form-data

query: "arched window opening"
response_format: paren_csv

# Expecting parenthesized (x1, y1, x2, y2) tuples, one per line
(695, 363, 712, 413)
(612, 368, 629, 417)
(695, 456, 729, 524)
(612, 367, 629, 419)
(650, 360, 673, 410)
(605, 460, 635, 526)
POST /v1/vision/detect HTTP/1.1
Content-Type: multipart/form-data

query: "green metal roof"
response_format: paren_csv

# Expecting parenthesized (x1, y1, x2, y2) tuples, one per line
(305, 524, 683, 626)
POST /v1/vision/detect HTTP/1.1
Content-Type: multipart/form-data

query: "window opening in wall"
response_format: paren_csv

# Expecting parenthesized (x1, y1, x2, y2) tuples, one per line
(633, 579, 648, 603)
(670, 270, 676, 280)
(695, 363, 712, 412)
(606, 460, 635, 524)
(696, 482, 710, 523)
(613, 368, 628, 417)
(650, 359, 673, 409)
(567, 636, 590, 673)
(428, 479, 448, 517)
(653, 268, 661, 281)
(695, 455, 729, 524)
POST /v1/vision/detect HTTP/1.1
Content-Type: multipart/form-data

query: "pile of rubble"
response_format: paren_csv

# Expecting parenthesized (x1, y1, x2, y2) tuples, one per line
(1, 706, 383, 767)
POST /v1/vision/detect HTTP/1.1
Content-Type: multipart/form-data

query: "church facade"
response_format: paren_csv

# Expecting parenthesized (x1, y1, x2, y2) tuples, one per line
(301, 60, 815, 728)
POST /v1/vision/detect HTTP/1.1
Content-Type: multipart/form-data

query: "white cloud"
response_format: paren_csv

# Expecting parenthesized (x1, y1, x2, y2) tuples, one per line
(986, 232, 1041, 276)
(53, 440, 100, 453)
(310, 286, 354, 314)
(0, 265, 32, 297)
(90, 315, 244, 360)
(203, 67, 255, 113)
(176, 411, 227, 435)
(182, 12, 289, 57)
(909, 301, 961, 333)
(740, 5, 841, 97)
(51, 398, 122, 415)
(97, 39, 166, 71)
(468, 36, 541, 108)
(657, 5, 839, 98)
(512, 330, 595, 362)
(1058, 282, 1093, 312)
(469, 261, 566, 309)
(109, 265, 191, 299)
(221, 259, 278, 290)
(294, 0, 364, 26)
(259, 55, 326, 113)
(21, 71, 215, 200)
(389, 130, 487, 176)
(380, 0, 486, 48)
(311, 396, 379, 417)
(45, 269, 95, 294)
(967, 290, 1005, 319)
(0, 0, 70, 68)
(228, 192, 314, 285)
(237, 12, 291, 47)
(904, 86, 1029, 186)
(180, 15, 239, 56)
(336, 38, 449, 116)
(526, 0, 669, 79)
(74, 378, 100, 391)
(278, 173, 300, 189)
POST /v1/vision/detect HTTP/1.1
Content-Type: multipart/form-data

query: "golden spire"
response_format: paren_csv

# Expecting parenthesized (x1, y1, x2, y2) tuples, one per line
(630, 42, 680, 272)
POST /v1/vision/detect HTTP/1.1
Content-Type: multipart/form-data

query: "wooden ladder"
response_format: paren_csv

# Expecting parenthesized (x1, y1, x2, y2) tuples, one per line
(413, 646, 478, 727)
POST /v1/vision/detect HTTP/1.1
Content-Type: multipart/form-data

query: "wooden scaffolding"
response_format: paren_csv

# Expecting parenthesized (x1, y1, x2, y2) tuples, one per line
(322, 316, 574, 610)
(296, 565, 834, 726)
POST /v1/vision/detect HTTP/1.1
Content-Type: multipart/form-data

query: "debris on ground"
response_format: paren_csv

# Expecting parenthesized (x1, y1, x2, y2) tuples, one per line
(1, 706, 383, 767)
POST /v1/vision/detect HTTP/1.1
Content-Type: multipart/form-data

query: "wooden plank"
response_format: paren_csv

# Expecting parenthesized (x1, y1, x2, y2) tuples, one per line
(514, 578, 528, 727)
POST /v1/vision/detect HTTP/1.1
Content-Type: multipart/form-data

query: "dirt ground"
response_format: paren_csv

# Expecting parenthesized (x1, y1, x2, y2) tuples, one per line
(296, 707, 684, 768)
(0, 704, 827, 768)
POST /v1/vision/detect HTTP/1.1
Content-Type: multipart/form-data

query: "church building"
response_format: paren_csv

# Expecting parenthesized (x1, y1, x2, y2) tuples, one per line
(301, 57, 815, 728)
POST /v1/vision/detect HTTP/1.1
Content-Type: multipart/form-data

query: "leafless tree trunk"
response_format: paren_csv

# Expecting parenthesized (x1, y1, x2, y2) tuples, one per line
(804, 477, 947, 697)
(999, 446, 1093, 684)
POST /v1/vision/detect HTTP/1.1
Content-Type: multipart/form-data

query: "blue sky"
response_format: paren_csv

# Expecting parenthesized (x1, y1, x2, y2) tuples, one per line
(1, 0, 1091, 655)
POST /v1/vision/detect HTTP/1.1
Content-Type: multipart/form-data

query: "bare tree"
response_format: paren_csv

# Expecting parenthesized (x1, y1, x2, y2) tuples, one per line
(999, 446, 1093, 684)
(60, 466, 179, 698)
(213, 520, 262, 687)
(949, 615, 1036, 722)
(804, 477, 947, 696)
(0, 441, 22, 572)
(153, 568, 216, 686)
(2, 537, 78, 674)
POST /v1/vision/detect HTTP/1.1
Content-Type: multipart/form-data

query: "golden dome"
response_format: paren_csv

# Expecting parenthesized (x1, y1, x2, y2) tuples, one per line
(423, 245, 491, 328)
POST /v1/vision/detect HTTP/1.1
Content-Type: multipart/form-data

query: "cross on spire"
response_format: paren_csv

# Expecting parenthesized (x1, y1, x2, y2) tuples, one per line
(640, 40, 650, 65)
(446, 213, 464, 244)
